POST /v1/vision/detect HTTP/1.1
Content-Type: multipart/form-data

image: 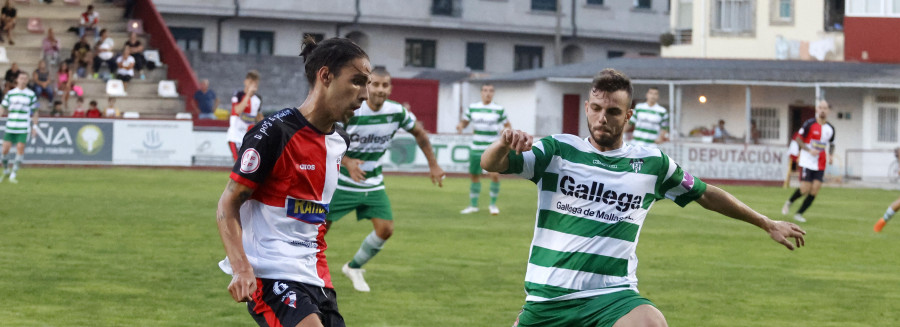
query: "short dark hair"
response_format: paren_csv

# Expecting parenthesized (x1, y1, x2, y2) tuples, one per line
(87, 5, 94, 10)
(89, 100, 98, 106)
(648, 86, 659, 91)
(591, 68, 633, 103)
(245, 70, 260, 82)
(299, 36, 368, 87)
(53, 101, 62, 106)
(371, 66, 390, 77)
(481, 84, 494, 89)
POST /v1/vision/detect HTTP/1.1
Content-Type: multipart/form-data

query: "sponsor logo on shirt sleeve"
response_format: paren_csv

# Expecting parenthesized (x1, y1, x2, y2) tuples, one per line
(240, 148, 261, 173)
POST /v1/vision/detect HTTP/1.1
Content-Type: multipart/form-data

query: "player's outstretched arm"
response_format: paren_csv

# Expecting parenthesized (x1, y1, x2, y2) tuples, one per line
(217, 179, 257, 302)
(696, 184, 806, 250)
(456, 120, 469, 134)
(482, 128, 532, 173)
(410, 121, 445, 187)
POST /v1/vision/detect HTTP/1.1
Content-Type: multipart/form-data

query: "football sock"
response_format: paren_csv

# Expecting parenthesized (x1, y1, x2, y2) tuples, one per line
(788, 189, 803, 203)
(797, 195, 816, 214)
(884, 207, 896, 222)
(469, 182, 481, 207)
(12, 154, 22, 173)
(1, 153, 8, 171)
(489, 181, 500, 205)
(348, 231, 385, 269)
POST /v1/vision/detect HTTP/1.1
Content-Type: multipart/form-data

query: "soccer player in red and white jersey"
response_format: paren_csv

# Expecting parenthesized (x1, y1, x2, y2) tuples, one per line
(782, 100, 835, 223)
(227, 70, 264, 161)
(217, 36, 371, 327)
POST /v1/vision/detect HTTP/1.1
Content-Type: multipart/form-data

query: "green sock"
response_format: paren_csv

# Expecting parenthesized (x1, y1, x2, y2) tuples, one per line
(490, 181, 500, 205)
(349, 231, 386, 269)
(469, 182, 481, 207)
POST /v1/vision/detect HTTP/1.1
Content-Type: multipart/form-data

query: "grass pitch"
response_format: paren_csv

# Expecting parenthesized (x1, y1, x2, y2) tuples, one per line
(1, 167, 899, 326)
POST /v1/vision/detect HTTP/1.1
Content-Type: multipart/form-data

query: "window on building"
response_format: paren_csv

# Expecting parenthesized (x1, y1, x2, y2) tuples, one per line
(466, 42, 485, 71)
(713, 0, 755, 34)
(514, 45, 543, 71)
(304, 33, 324, 43)
(170, 27, 203, 52)
(432, 0, 461, 16)
(532, 0, 557, 11)
(824, 0, 844, 31)
(587, 0, 604, 5)
(405, 39, 437, 68)
(878, 107, 899, 142)
(751, 107, 780, 140)
(770, 0, 793, 24)
(634, 0, 651, 9)
(778, 0, 791, 18)
(607, 50, 625, 58)
(239, 30, 274, 55)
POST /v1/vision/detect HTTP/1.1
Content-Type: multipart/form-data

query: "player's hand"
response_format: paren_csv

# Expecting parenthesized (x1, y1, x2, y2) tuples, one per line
(766, 220, 806, 251)
(429, 165, 445, 187)
(343, 158, 366, 182)
(456, 125, 463, 134)
(227, 270, 257, 302)
(808, 148, 820, 157)
(501, 128, 533, 155)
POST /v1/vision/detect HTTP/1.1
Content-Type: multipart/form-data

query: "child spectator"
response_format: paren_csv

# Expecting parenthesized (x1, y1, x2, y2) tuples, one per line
(85, 100, 102, 118)
(50, 100, 64, 117)
(123, 32, 145, 80)
(57, 61, 73, 108)
(104, 97, 119, 118)
(31, 59, 54, 102)
(72, 97, 86, 117)
(71, 35, 91, 78)
(79, 4, 100, 41)
(92, 29, 115, 79)
(42, 28, 60, 65)
(115, 46, 135, 89)
(0, 0, 16, 45)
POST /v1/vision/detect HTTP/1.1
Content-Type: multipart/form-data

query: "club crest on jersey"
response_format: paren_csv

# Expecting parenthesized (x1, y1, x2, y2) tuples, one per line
(281, 291, 297, 308)
(286, 198, 329, 224)
(629, 159, 644, 173)
(240, 149, 261, 173)
(385, 116, 393, 123)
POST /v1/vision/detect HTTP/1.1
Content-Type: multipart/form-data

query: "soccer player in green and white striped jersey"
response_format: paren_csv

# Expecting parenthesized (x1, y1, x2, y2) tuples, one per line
(1, 71, 38, 184)
(482, 69, 806, 327)
(326, 67, 445, 292)
(456, 84, 511, 215)
(626, 87, 668, 148)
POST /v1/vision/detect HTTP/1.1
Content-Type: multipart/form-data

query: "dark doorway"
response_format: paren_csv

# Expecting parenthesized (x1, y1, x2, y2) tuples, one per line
(789, 104, 815, 139)
(563, 94, 581, 135)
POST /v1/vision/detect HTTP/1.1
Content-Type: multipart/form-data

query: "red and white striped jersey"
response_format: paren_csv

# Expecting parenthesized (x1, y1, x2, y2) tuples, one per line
(797, 118, 835, 171)
(227, 90, 263, 144)
(219, 108, 349, 289)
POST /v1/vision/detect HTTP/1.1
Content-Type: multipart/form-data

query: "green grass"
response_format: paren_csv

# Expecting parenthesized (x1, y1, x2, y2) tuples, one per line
(1, 167, 899, 326)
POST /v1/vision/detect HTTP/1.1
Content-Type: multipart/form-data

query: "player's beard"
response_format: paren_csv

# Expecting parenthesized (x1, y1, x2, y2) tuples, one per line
(587, 119, 623, 149)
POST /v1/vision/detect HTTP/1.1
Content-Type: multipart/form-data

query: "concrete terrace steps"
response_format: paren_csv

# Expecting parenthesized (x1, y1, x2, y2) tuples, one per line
(13, 31, 148, 48)
(16, 17, 129, 34)
(0, 63, 171, 81)
(76, 79, 174, 97)
(17, 3, 123, 20)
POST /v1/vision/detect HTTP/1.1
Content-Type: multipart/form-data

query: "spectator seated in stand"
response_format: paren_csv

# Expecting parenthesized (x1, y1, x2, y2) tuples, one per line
(50, 100, 64, 117)
(79, 4, 99, 41)
(4, 61, 21, 92)
(57, 60, 74, 108)
(71, 34, 91, 78)
(713, 119, 739, 143)
(193, 78, 218, 120)
(85, 99, 102, 118)
(71, 97, 85, 117)
(0, 0, 16, 45)
(31, 59, 54, 102)
(91, 29, 115, 79)
(104, 97, 119, 118)
(115, 46, 135, 90)
(123, 32, 145, 80)
(42, 28, 60, 65)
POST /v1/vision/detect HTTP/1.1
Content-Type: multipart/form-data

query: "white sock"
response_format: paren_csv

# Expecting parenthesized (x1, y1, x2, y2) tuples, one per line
(885, 207, 896, 221)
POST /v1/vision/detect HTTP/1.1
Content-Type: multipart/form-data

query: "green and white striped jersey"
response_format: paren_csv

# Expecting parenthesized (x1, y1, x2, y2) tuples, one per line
(503, 134, 706, 302)
(2, 87, 37, 134)
(463, 102, 507, 152)
(337, 100, 417, 192)
(629, 102, 668, 148)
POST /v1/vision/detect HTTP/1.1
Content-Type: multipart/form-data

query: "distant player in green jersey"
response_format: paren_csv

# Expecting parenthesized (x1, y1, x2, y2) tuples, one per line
(626, 87, 668, 148)
(327, 67, 445, 292)
(456, 84, 511, 215)
(482, 69, 806, 327)
(1, 71, 38, 184)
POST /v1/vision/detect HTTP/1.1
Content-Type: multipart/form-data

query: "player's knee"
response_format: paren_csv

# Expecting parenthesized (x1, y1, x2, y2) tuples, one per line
(614, 305, 667, 327)
(375, 223, 393, 240)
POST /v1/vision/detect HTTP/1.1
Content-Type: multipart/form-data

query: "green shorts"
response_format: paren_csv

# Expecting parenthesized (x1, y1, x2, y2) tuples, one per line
(326, 188, 393, 222)
(469, 150, 485, 176)
(2, 132, 27, 144)
(514, 290, 655, 327)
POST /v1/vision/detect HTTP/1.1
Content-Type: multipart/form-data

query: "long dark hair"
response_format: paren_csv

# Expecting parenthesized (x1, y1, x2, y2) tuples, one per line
(299, 36, 368, 87)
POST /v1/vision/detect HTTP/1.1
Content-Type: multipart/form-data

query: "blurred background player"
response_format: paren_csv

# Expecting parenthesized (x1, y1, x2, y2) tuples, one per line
(626, 87, 669, 147)
(326, 67, 445, 292)
(874, 148, 900, 232)
(226, 70, 263, 161)
(456, 84, 510, 215)
(782, 100, 835, 222)
(482, 68, 805, 327)
(1, 72, 38, 184)
(216, 36, 370, 327)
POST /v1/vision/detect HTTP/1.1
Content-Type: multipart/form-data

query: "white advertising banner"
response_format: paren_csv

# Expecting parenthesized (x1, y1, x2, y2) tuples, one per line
(193, 131, 234, 167)
(113, 120, 194, 166)
(659, 142, 788, 181)
(382, 133, 474, 173)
